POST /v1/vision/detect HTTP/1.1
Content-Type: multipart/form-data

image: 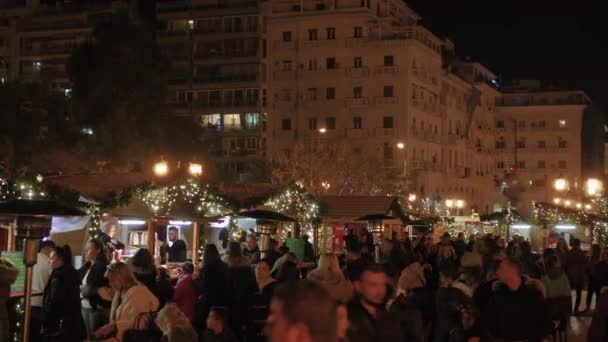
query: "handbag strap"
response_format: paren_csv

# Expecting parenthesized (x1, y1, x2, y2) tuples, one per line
(132, 311, 152, 330)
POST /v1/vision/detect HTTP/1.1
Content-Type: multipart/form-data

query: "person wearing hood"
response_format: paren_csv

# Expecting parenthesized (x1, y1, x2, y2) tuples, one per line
(390, 262, 434, 342)
(307, 253, 354, 304)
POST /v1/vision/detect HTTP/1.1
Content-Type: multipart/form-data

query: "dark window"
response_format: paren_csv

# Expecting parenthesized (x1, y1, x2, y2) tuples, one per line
(383, 116, 393, 128)
(538, 160, 546, 168)
(353, 87, 362, 98)
(497, 161, 505, 169)
(558, 160, 567, 168)
(308, 29, 318, 40)
(353, 26, 363, 38)
(496, 140, 505, 149)
(496, 120, 504, 128)
(516, 140, 526, 148)
(282, 31, 292, 41)
(326, 27, 336, 40)
(281, 119, 291, 130)
(326, 117, 336, 129)
(537, 140, 546, 148)
(326, 57, 336, 69)
(384, 55, 394, 66)
(353, 117, 362, 129)
(309, 118, 317, 130)
(558, 139, 567, 148)
(516, 161, 526, 169)
(383, 85, 393, 97)
(353, 56, 362, 68)
(326, 87, 336, 99)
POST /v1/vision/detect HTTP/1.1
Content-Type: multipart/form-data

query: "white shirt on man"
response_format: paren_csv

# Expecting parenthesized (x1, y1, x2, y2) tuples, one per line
(31, 252, 51, 307)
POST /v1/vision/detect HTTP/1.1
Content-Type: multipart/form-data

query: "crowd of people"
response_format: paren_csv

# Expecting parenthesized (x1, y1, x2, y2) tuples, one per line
(2, 230, 608, 341)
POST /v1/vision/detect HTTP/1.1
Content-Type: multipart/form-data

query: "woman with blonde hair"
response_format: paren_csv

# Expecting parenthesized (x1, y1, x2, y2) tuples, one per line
(90, 262, 159, 341)
(306, 253, 354, 303)
(155, 303, 198, 342)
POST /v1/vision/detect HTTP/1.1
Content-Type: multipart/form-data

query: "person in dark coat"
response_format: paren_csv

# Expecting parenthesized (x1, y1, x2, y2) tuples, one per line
(586, 244, 602, 312)
(347, 264, 403, 342)
(43, 245, 84, 341)
(226, 246, 258, 339)
(156, 267, 174, 309)
(589, 291, 608, 341)
(432, 261, 473, 342)
(564, 238, 588, 313)
(128, 248, 158, 294)
(243, 234, 261, 264)
(194, 245, 229, 331)
(484, 256, 553, 341)
(79, 239, 111, 336)
(168, 226, 187, 263)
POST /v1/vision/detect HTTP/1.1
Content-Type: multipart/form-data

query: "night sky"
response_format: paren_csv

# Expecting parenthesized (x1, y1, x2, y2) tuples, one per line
(407, 0, 607, 111)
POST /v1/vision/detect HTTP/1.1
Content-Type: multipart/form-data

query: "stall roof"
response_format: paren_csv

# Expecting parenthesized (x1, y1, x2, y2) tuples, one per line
(319, 196, 407, 222)
(46, 172, 149, 200)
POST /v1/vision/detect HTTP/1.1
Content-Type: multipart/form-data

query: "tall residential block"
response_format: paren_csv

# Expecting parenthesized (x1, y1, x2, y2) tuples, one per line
(265, 0, 498, 213)
(156, 0, 266, 181)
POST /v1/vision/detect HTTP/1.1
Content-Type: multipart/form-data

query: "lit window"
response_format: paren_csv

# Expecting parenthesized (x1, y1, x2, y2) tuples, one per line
(33, 61, 42, 72)
(188, 19, 194, 30)
(223, 113, 241, 129)
(64, 88, 72, 97)
(559, 120, 566, 128)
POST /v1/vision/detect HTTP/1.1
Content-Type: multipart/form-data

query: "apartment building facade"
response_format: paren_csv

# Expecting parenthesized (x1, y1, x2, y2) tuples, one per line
(495, 80, 590, 209)
(0, 0, 122, 92)
(156, 0, 266, 181)
(264, 0, 499, 212)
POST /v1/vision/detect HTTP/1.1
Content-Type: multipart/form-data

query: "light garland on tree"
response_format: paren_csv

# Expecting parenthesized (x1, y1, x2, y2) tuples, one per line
(86, 204, 102, 239)
(12, 300, 23, 342)
(264, 184, 319, 239)
(0, 178, 46, 200)
(534, 202, 608, 244)
(137, 179, 232, 217)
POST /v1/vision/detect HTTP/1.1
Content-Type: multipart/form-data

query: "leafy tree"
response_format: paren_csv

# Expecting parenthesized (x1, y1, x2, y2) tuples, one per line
(270, 142, 401, 196)
(67, 12, 199, 166)
(0, 82, 76, 174)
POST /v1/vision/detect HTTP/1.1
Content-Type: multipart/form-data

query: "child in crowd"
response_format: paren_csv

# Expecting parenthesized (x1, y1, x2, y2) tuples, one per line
(203, 307, 238, 342)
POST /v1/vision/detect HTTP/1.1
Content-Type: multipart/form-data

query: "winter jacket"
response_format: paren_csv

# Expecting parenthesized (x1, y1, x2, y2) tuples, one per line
(589, 291, 608, 341)
(306, 270, 354, 304)
(541, 268, 571, 298)
(110, 283, 159, 341)
(174, 274, 199, 322)
(43, 264, 84, 341)
(484, 277, 553, 341)
(564, 248, 588, 288)
(79, 258, 111, 310)
(433, 285, 472, 342)
(389, 293, 424, 342)
(346, 297, 403, 342)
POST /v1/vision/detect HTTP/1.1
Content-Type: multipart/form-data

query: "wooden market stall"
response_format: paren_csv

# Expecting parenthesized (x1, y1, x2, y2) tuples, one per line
(318, 196, 410, 252)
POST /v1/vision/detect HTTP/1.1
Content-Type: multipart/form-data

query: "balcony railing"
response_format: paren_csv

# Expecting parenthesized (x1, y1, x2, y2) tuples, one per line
(374, 65, 399, 75)
(345, 66, 370, 78)
(344, 97, 369, 108)
(374, 96, 398, 105)
(194, 49, 259, 59)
